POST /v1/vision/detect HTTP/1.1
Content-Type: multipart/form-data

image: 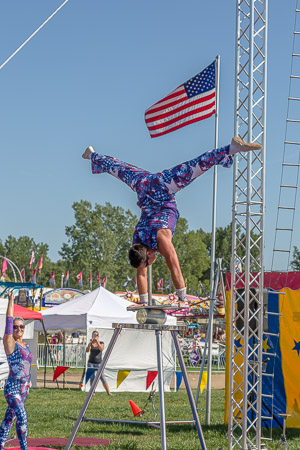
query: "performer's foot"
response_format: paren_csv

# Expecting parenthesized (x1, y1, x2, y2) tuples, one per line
(229, 137, 262, 155)
(82, 146, 95, 159)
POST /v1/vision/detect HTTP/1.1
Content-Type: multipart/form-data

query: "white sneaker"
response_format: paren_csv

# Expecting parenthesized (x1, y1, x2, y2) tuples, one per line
(82, 146, 95, 159)
(229, 137, 262, 156)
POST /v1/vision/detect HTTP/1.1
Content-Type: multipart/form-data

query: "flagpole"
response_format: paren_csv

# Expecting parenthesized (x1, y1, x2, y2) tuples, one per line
(205, 55, 220, 425)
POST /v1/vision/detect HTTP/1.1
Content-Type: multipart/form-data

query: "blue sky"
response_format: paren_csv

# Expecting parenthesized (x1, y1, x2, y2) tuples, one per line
(0, 0, 298, 270)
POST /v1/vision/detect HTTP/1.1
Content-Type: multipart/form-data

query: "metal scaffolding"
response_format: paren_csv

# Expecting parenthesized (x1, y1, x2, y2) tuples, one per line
(228, 0, 267, 448)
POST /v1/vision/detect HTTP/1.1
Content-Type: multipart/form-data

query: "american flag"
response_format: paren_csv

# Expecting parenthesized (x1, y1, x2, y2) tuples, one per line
(145, 61, 216, 138)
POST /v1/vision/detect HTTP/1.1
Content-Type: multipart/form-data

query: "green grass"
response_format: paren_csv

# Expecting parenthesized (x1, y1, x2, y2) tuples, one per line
(1, 389, 300, 449)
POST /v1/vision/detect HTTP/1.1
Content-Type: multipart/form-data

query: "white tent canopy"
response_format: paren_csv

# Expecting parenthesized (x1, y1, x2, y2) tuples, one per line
(36, 286, 152, 330)
(35, 287, 177, 392)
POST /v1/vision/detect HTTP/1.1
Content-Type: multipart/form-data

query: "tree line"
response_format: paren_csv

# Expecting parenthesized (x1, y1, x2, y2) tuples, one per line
(0, 200, 268, 294)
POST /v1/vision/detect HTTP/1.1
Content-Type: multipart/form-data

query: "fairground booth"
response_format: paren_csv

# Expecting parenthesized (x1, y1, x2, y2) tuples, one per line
(225, 271, 300, 429)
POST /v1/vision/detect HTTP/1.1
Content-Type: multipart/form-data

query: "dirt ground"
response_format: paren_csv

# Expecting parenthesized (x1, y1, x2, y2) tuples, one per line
(37, 369, 225, 390)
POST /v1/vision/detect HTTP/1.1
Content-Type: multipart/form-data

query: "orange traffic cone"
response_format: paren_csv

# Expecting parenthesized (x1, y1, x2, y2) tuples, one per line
(129, 400, 143, 417)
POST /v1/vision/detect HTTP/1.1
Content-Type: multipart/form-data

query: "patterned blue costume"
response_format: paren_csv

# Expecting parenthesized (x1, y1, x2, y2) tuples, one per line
(0, 342, 33, 450)
(91, 145, 232, 249)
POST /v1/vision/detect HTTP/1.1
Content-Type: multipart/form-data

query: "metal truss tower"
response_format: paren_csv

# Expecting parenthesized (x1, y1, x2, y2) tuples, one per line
(228, 1, 267, 448)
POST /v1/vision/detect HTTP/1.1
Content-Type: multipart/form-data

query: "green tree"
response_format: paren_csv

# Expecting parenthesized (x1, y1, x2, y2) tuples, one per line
(2, 235, 54, 285)
(291, 246, 300, 270)
(150, 218, 210, 294)
(59, 201, 138, 291)
(202, 223, 260, 275)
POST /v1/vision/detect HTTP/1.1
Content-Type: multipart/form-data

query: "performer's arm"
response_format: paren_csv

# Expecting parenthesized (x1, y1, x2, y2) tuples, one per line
(136, 266, 148, 295)
(3, 291, 16, 355)
(157, 229, 185, 289)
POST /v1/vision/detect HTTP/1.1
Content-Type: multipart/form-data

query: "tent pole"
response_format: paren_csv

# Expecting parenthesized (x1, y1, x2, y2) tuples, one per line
(41, 319, 59, 389)
(147, 266, 152, 306)
(63, 331, 66, 388)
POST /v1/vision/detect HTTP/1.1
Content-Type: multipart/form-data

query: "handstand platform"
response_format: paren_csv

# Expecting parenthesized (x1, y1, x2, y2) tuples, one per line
(65, 322, 206, 450)
(127, 304, 179, 325)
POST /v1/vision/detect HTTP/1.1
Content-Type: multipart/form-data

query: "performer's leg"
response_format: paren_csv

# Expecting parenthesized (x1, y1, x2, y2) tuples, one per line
(160, 145, 232, 195)
(14, 400, 28, 450)
(160, 138, 262, 195)
(83, 146, 149, 192)
(1, 391, 28, 450)
(0, 406, 15, 449)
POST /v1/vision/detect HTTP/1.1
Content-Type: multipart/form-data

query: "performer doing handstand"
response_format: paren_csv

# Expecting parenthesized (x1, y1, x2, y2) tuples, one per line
(82, 137, 262, 305)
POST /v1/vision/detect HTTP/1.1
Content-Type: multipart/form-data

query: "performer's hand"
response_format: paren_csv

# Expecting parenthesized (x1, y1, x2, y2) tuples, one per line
(7, 290, 14, 303)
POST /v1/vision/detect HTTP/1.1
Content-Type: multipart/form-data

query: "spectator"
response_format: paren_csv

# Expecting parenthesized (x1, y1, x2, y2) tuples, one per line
(86, 330, 112, 396)
(72, 331, 79, 344)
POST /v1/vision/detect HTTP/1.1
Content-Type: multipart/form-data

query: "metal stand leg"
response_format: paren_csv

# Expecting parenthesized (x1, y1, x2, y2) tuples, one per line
(64, 327, 122, 450)
(171, 330, 207, 450)
(155, 329, 167, 450)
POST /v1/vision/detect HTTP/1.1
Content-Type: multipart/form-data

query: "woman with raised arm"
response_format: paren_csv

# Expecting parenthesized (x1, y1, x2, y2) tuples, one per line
(0, 291, 33, 450)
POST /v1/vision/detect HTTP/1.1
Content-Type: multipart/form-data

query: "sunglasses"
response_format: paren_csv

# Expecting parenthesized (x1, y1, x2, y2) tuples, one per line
(13, 325, 25, 330)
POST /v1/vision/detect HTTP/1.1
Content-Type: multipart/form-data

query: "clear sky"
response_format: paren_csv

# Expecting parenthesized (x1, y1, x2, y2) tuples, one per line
(0, 0, 298, 270)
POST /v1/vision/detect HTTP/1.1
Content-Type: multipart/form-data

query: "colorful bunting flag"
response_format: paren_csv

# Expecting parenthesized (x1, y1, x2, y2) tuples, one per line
(97, 273, 100, 287)
(176, 371, 183, 391)
(146, 371, 158, 390)
(85, 367, 96, 384)
(88, 272, 92, 289)
(200, 372, 208, 394)
(117, 370, 130, 388)
(101, 276, 107, 287)
(53, 366, 70, 382)
(38, 255, 43, 273)
(165, 279, 171, 291)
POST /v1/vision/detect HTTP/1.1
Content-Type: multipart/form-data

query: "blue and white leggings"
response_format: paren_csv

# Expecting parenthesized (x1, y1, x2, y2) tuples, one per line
(0, 384, 29, 450)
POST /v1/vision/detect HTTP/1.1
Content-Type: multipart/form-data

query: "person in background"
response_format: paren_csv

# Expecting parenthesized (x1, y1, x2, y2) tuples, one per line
(86, 330, 112, 395)
(56, 331, 64, 362)
(0, 291, 33, 449)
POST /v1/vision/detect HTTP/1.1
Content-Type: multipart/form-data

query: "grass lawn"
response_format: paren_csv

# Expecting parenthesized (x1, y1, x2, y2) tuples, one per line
(1, 389, 300, 449)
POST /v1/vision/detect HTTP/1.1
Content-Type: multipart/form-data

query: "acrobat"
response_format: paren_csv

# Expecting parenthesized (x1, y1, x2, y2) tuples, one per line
(82, 137, 262, 305)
